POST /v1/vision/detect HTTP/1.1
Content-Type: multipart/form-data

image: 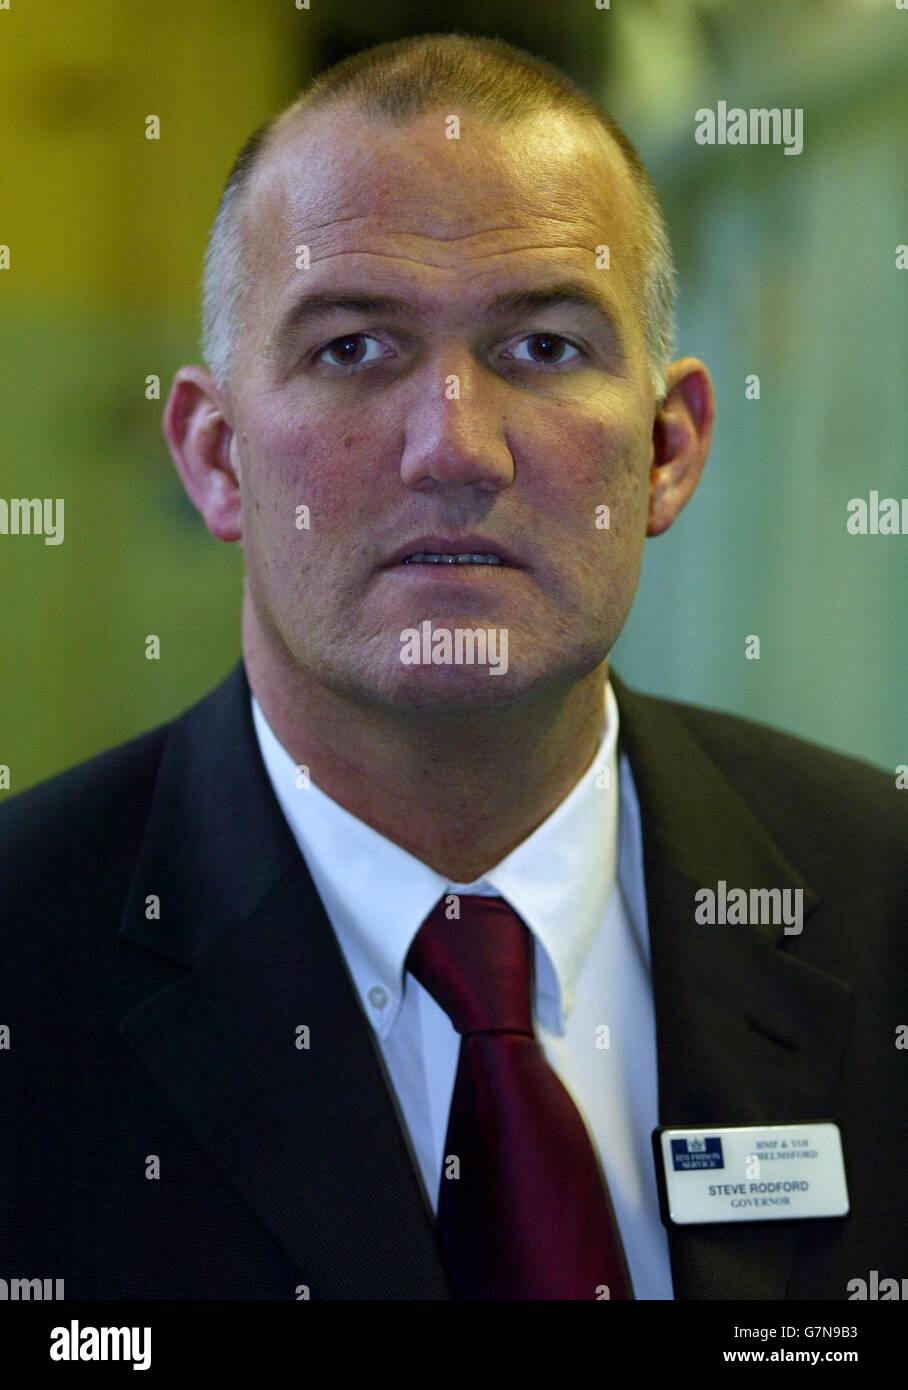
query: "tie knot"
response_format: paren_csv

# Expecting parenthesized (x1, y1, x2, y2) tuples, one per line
(406, 895, 534, 1036)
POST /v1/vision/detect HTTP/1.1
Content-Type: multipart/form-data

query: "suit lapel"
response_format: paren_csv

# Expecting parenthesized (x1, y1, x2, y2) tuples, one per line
(611, 673, 856, 1299)
(118, 663, 452, 1299)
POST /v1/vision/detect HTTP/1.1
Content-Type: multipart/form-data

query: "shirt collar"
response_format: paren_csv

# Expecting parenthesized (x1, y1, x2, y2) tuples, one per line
(251, 681, 622, 1039)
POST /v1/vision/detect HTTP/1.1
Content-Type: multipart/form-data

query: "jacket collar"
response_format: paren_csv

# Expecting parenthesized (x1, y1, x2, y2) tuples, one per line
(119, 662, 854, 1300)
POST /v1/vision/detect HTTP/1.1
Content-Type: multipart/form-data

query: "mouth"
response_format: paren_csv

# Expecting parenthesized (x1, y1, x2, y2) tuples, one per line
(381, 536, 523, 570)
(401, 551, 502, 566)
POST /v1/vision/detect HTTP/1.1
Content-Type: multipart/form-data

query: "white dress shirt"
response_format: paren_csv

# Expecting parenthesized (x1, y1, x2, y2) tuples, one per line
(251, 681, 675, 1299)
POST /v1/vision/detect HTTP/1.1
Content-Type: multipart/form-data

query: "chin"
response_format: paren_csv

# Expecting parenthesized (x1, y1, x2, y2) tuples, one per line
(357, 656, 560, 714)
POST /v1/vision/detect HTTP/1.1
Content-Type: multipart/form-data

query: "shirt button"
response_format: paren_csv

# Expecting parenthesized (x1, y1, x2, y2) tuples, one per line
(368, 985, 389, 1010)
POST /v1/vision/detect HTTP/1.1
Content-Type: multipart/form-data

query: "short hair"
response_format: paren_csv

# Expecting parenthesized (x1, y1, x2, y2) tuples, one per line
(201, 32, 676, 398)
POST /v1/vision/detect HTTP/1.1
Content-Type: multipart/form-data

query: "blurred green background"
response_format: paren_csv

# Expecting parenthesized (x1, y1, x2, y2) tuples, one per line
(1, 0, 905, 794)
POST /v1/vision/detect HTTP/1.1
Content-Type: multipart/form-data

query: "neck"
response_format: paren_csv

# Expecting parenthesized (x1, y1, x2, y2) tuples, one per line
(243, 600, 609, 882)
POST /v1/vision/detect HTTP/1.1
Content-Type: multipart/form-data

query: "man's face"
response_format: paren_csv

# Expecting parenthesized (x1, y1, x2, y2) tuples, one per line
(227, 103, 658, 711)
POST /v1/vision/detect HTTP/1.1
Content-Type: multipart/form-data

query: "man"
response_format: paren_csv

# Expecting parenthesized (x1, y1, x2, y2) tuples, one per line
(1, 33, 905, 1302)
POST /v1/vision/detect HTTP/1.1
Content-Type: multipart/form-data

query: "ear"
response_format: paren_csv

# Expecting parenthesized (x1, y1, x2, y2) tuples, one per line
(647, 358, 716, 537)
(162, 365, 243, 542)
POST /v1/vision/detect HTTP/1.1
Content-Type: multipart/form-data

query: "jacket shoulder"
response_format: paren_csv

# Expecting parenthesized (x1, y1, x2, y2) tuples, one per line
(638, 687, 908, 879)
(0, 720, 170, 938)
(659, 691, 893, 789)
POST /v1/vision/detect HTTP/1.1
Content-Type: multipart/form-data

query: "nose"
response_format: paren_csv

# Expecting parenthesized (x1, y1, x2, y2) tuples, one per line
(399, 355, 515, 494)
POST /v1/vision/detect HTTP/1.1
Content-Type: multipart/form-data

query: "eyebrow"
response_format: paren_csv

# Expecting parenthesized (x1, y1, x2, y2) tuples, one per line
(268, 279, 625, 359)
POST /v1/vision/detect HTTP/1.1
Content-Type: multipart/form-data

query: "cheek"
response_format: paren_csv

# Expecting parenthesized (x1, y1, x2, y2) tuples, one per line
(522, 406, 648, 541)
(243, 406, 373, 538)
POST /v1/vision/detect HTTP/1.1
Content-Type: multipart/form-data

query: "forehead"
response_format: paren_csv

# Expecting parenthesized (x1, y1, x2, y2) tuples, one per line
(239, 101, 645, 325)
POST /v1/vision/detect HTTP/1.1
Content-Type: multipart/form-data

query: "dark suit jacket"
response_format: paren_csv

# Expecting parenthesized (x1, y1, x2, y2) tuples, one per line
(1, 662, 906, 1299)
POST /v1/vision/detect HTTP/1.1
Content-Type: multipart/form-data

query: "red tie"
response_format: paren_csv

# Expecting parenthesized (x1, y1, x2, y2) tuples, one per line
(406, 894, 633, 1300)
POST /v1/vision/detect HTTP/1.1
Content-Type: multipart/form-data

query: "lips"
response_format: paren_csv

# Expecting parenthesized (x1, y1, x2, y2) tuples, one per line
(381, 535, 523, 569)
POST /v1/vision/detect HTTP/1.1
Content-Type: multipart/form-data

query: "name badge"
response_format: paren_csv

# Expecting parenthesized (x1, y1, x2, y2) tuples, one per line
(652, 1121, 849, 1225)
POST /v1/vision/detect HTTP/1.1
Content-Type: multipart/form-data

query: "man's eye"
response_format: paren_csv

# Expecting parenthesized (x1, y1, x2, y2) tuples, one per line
(505, 333, 582, 367)
(315, 333, 386, 368)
